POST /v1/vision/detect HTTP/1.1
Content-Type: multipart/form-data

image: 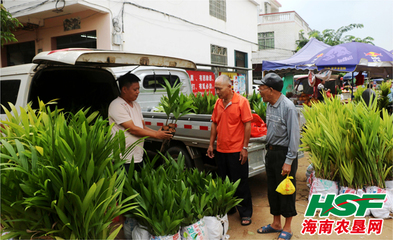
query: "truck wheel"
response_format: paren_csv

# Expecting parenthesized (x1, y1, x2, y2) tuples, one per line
(167, 146, 194, 169)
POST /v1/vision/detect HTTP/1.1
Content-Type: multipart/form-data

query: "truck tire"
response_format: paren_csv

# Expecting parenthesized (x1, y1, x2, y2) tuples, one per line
(167, 146, 194, 169)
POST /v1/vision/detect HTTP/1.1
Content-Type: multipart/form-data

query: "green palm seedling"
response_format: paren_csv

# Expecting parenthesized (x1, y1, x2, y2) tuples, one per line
(123, 153, 185, 237)
(159, 78, 195, 152)
(248, 90, 261, 109)
(253, 101, 267, 122)
(205, 177, 242, 218)
(191, 90, 218, 114)
(0, 100, 138, 240)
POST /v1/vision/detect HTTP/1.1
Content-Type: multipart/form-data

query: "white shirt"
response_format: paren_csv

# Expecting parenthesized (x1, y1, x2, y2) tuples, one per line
(108, 97, 144, 163)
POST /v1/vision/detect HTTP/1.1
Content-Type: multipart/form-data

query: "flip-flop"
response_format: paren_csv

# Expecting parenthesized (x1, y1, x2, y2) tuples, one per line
(241, 217, 252, 226)
(257, 224, 283, 234)
(278, 230, 293, 240)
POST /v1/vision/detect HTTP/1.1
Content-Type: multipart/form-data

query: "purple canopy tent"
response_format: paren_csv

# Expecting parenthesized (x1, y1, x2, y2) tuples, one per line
(262, 38, 330, 73)
(304, 42, 393, 99)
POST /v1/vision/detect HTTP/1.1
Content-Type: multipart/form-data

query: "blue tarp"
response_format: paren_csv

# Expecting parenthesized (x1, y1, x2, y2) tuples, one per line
(262, 38, 330, 72)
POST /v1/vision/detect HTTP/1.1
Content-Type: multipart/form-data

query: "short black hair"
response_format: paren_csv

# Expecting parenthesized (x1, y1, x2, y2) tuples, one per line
(118, 72, 140, 90)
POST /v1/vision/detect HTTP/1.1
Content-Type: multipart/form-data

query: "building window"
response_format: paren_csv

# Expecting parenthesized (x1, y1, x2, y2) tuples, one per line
(211, 45, 227, 65)
(235, 51, 247, 68)
(1, 80, 21, 114)
(55, 30, 97, 49)
(209, 0, 226, 21)
(258, 32, 274, 50)
(6, 41, 35, 66)
(264, 2, 269, 14)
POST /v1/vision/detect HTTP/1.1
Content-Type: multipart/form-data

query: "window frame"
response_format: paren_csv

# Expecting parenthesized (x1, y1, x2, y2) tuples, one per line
(209, 0, 226, 21)
(211, 44, 228, 66)
(258, 32, 275, 50)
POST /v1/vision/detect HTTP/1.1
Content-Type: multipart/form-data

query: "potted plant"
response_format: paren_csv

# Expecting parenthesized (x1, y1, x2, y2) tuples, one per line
(159, 78, 195, 152)
(0, 101, 137, 239)
(191, 90, 218, 114)
(123, 153, 185, 239)
(300, 95, 393, 197)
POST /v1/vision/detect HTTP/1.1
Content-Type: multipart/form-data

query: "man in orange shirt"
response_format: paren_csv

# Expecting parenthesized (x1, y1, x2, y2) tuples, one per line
(207, 74, 253, 226)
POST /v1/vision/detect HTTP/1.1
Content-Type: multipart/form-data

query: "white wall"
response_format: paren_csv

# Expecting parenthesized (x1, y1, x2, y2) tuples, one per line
(4, 0, 259, 92)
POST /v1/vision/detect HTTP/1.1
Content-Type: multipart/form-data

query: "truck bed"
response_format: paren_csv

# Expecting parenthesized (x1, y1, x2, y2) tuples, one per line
(142, 112, 267, 147)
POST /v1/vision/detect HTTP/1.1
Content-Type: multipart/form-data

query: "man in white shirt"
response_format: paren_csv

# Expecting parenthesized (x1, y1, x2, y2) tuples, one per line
(108, 72, 172, 172)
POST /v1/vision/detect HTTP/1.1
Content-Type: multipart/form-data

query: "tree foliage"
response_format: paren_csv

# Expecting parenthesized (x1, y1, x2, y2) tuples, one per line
(296, 23, 374, 52)
(1, 4, 23, 46)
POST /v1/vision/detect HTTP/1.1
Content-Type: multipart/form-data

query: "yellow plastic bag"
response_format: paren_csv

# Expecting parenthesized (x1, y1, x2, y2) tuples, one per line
(276, 175, 295, 195)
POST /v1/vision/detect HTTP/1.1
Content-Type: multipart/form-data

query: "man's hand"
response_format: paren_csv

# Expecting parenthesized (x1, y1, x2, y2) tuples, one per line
(207, 145, 214, 158)
(155, 127, 172, 140)
(239, 149, 248, 165)
(281, 163, 292, 176)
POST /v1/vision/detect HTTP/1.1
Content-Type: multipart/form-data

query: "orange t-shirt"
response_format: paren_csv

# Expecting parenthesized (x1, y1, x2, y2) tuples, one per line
(211, 92, 253, 153)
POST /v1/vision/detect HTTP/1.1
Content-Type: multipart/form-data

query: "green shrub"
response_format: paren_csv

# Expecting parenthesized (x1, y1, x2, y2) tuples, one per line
(0, 101, 137, 239)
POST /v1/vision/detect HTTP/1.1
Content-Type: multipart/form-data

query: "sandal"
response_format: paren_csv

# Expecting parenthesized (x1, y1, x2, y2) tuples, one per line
(278, 230, 292, 240)
(241, 217, 252, 226)
(257, 224, 283, 234)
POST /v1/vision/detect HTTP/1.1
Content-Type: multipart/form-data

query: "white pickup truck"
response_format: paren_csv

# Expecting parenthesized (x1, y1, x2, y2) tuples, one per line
(0, 49, 267, 177)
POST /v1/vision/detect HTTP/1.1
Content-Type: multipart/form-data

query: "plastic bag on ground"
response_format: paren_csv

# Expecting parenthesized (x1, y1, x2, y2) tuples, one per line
(132, 223, 151, 240)
(386, 181, 393, 214)
(366, 186, 393, 219)
(203, 214, 229, 240)
(305, 164, 314, 181)
(181, 218, 208, 240)
(150, 231, 180, 240)
(356, 188, 371, 216)
(308, 177, 338, 201)
(338, 186, 357, 195)
(124, 217, 138, 240)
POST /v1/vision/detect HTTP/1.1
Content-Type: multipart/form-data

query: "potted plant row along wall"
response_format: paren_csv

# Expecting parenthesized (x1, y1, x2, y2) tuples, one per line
(300, 95, 393, 217)
(0, 101, 138, 239)
(122, 152, 242, 240)
(156, 86, 266, 122)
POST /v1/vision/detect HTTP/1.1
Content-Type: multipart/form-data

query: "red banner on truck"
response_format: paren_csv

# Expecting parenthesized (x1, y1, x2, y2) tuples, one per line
(186, 70, 215, 95)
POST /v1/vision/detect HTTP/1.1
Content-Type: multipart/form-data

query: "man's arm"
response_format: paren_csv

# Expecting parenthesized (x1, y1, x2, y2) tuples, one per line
(207, 122, 217, 158)
(281, 107, 300, 175)
(121, 120, 172, 140)
(239, 121, 251, 165)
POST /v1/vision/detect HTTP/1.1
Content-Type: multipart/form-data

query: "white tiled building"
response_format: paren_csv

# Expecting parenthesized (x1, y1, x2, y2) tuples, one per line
(252, 0, 312, 79)
(1, 0, 259, 92)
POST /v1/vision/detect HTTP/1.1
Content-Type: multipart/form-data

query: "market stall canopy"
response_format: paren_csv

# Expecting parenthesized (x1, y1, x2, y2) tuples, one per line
(262, 38, 330, 73)
(304, 42, 393, 78)
(343, 71, 367, 80)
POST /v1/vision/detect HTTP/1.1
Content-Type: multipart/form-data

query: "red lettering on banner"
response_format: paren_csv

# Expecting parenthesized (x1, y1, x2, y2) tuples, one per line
(145, 121, 151, 125)
(301, 219, 318, 235)
(367, 219, 383, 235)
(350, 219, 366, 234)
(186, 70, 216, 95)
(318, 219, 335, 235)
(200, 126, 208, 131)
(334, 218, 351, 235)
(157, 122, 163, 126)
(301, 218, 384, 236)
